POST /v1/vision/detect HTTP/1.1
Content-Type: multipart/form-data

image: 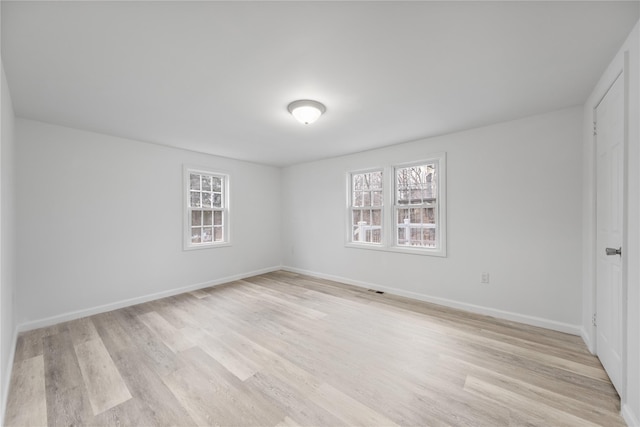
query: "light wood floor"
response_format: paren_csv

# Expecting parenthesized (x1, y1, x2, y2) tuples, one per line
(5, 271, 624, 426)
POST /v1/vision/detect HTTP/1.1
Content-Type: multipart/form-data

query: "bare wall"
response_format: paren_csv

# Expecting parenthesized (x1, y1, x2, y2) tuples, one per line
(281, 107, 583, 332)
(15, 119, 282, 326)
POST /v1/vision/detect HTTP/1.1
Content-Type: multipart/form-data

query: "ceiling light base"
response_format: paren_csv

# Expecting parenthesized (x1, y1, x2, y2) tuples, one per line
(288, 99, 326, 125)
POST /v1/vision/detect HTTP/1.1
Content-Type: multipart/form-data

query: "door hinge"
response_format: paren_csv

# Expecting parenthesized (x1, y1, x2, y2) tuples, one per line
(593, 121, 597, 136)
(592, 313, 597, 327)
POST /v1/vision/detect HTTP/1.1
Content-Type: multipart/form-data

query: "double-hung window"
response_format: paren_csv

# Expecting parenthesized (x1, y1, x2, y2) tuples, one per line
(394, 162, 439, 249)
(349, 170, 383, 244)
(346, 153, 446, 256)
(184, 167, 229, 250)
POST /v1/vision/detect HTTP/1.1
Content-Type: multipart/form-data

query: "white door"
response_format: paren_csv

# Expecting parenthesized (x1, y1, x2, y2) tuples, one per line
(595, 72, 624, 395)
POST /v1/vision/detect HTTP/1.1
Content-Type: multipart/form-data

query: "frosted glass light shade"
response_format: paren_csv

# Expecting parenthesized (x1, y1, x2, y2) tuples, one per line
(287, 100, 326, 125)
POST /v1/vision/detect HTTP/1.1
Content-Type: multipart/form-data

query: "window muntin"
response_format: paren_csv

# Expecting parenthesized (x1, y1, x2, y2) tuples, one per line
(185, 169, 228, 249)
(350, 170, 383, 244)
(395, 163, 438, 248)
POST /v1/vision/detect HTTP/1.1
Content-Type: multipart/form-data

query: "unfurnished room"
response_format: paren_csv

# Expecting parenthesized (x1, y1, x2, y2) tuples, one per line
(1, 1, 640, 426)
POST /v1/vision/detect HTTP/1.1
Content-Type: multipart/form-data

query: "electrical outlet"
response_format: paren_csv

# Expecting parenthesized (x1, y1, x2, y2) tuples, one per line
(481, 273, 490, 284)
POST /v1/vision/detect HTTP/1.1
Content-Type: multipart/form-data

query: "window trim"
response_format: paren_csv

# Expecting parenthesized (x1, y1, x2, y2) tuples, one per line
(183, 165, 231, 251)
(345, 153, 446, 257)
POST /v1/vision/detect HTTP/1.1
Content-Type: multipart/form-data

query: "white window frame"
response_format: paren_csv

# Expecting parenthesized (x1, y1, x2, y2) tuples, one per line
(346, 168, 385, 246)
(183, 165, 230, 250)
(345, 153, 446, 257)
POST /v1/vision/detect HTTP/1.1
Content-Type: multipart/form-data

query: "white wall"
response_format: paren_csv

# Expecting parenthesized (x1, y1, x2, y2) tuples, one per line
(282, 107, 584, 332)
(0, 59, 17, 423)
(583, 21, 640, 427)
(15, 119, 282, 327)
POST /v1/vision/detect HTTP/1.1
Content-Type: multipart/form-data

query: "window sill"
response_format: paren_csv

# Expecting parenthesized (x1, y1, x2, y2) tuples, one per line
(184, 242, 231, 251)
(345, 242, 446, 257)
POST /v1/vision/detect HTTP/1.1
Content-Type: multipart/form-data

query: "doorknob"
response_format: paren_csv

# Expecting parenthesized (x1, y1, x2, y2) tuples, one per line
(606, 247, 622, 256)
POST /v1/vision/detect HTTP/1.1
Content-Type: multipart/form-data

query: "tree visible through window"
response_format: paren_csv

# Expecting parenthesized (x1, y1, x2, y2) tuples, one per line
(185, 169, 227, 248)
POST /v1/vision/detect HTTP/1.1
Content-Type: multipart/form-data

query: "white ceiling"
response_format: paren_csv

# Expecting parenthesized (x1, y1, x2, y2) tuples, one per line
(2, 1, 639, 167)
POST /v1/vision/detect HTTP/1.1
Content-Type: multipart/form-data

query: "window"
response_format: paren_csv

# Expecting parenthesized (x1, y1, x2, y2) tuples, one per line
(346, 154, 446, 256)
(349, 170, 383, 244)
(395, 162, 438, 248)
(184, 167, 229, 249)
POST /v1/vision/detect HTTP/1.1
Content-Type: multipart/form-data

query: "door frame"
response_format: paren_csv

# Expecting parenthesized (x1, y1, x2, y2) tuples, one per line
(584, 51, 629, 400)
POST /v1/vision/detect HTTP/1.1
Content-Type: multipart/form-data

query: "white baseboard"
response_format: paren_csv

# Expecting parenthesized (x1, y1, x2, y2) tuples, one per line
(282, 266, 582, 336)
(580, 327, 596, 354)
(1, 327, 18, 426)
(623, 402, 640, 427)
(17, 265, 281, 333)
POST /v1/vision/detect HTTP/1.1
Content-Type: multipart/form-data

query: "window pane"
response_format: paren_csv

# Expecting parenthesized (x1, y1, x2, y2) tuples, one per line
(203, 211, 213, 226)
(395, 163, 437, 204)
(372, 190, 383, 206)
(202, 227, 213, 243)
(371, 171, 383, 189)
(410, 188, 423, 203)
(353, 171, 382, 192)
(190, 174, 200, 190)
(362, 209, 371, 225)
(191, 227, 202, 244)
(202, 176, 212, 191)
(353, 215, 380, 244)
(372, 209, 381, 226)
(191, 210, 202, 226)
(398, 227, 406, 244)
(353, 174, 363, 191)
(213, 211, 222, 226)
(212, 177, 222, 192)
(397, 190, 406, 204)
(397, 208, 409, 224)
(363, 191, 371, 207)
(396, 168, 409, 203)
(423, 228, 436, 247)
(353, 192, 363, 207)
(395, 206, 438, 247)
(410, 228, 421, 245)
(425, 207, 435, 224)
(190, 191, 201, 208)
(214, 227, 223, 241)
(202, 192, 212, 208)
(410, 208, 421, 223)
(352, 210, 362, 224)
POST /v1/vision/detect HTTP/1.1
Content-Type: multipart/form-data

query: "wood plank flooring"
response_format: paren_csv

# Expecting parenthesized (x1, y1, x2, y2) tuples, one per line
(4, 271, 625, 426)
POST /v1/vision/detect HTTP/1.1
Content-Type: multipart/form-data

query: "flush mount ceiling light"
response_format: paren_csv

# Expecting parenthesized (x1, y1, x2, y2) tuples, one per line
(287, 99, 326, 125)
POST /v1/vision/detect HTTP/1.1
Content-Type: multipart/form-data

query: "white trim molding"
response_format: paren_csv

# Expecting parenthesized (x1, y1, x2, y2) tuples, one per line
(580, 327, 595, 355)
